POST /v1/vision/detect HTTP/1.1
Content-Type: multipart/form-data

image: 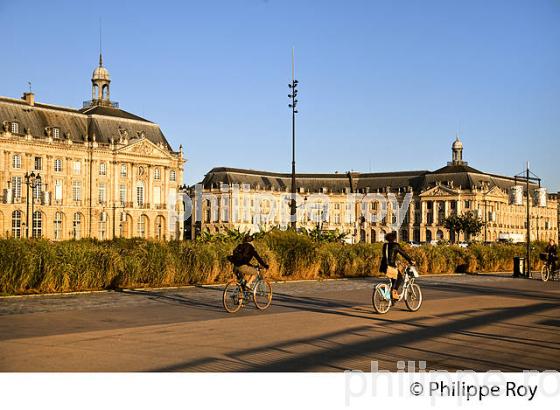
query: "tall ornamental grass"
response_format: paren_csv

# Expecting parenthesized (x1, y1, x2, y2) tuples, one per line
(0, 235, 547, 295)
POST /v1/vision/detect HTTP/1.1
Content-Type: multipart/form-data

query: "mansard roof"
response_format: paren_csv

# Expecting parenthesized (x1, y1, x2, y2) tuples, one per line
(200, 165, 542, 194)
(0, 96, 173, 151)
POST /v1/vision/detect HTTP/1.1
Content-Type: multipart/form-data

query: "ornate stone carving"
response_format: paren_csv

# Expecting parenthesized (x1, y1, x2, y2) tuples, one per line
(131, 142, 153, 155)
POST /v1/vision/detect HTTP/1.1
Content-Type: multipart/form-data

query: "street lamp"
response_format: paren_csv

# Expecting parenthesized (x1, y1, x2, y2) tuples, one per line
(24, 171, 41, 238)
(288, 49, 299, 229)
(514, 163, 541, 278)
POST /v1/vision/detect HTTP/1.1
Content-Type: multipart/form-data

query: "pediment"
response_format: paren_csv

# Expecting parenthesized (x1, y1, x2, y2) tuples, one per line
(118, 138, 172, 159)
(484, 185, 508, 199)
(419, 185, 459, 197)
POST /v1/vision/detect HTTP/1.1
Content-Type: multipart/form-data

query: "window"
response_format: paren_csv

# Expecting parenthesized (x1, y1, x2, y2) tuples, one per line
(464, 200, 471, 209)
(73, 213, 82, 240)
(12, 154, 21, 169)
(11, 176, 22, 199)
(153, 186, 161, 205)
(55, 180, 63, 201)
(54, 158, 63, 172)
(120, 164, 127, 177)
(99, 162, 107, 176)
(136, 182, 144, 207)
(32, 211, 42, 238)
(11, 122, 19, 134)
(33, 180, 42, 201)
(98, 183, 106, 204)
(98, 212, 107, 240)
(72, 181, 81, 201)
(169, 170, 176, 182)
(52, 127, 60, 139)
(154, 168, 161, 180)
(54, 212, 63, 240)
(12, 210, 22, 238)
(119, 184, 127, 205)
(34, 157, 42, 171)
(73, 161, 81, 175)
(137, 215, 147, 237)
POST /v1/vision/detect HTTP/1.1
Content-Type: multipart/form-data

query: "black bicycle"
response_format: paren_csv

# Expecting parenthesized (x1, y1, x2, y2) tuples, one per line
(540, 253, 559, 282)
(222, 266, 272, 313)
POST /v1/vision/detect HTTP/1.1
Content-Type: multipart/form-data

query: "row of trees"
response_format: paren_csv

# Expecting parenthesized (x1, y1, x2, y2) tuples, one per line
(442, 211, 486, 243)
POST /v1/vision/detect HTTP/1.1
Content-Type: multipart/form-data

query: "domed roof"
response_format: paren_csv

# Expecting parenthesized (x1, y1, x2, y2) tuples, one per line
(92, 54, 110, 82)
(92, 65, 110, 81)
(452, 137, 463, 149)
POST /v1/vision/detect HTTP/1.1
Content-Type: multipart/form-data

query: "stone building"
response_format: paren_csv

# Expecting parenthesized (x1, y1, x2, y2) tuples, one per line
(193, 138, 558, 243)
(0, 55, 185, 240)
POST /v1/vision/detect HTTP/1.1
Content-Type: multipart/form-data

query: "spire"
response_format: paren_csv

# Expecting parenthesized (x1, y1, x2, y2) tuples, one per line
(99, 53, 103, 67)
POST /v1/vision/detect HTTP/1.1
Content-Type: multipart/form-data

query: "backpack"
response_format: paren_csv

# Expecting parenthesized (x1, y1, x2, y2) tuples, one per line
(227, 242, 253, 266)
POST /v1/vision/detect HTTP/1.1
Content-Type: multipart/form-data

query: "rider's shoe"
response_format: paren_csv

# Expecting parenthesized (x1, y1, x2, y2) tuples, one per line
(391, 289, 399, 301)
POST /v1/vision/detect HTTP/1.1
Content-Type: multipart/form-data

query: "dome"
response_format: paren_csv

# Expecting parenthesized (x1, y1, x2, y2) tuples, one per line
(92, 65, 110, 82)
(452, 137, 463, 150)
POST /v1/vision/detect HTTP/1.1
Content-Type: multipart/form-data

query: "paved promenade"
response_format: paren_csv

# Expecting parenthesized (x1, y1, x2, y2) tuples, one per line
(1, 274, 559, 372)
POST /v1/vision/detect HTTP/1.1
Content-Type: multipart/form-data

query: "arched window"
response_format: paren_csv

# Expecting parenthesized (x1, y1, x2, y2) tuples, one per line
(426, 230, 433, 243)
(436, 229, 444, 241)
(54, 212, 63, 240)
(32, 211, 43, 238)
(155, 215, 165, 239)
(73, 213, 82, 240)
(102, 85, 108, 100)
(98, 212, 107, 240)
(11, 122, 19, 134)
(137, 215, 147, 238)
(12, 210, 22, 238)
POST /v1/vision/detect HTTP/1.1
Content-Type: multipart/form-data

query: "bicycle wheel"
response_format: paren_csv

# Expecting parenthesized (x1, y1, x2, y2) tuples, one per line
(223, 280, 243, 313)
(253, 279, 272, 310)
(541, 265, 550, 282)
(405, 283, 422, 312)
(372, 283, 391, 314)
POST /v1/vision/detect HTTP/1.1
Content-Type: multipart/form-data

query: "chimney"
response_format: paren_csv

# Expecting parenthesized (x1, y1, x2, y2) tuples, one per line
(22, 92, 35, 106)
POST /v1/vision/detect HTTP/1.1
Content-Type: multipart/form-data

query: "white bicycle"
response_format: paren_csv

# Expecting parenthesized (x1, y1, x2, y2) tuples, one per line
(372, 264, 422, 314)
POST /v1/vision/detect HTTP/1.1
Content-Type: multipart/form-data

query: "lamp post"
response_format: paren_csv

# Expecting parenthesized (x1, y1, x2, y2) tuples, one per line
(514, 163, 541, 278)
(24, 171, 41, 239)
(288, 49, 299, 229)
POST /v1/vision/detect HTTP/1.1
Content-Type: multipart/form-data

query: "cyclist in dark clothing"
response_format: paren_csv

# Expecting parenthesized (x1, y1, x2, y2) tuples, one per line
(380, 231, 414, 300)
(227, 234, 268, 289)
(545, 239, 558, 273)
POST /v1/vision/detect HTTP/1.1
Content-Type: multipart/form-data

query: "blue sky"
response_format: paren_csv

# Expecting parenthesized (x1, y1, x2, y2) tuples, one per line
(1, 0, 559, 190)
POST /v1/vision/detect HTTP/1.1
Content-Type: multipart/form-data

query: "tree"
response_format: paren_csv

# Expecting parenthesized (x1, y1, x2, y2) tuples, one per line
(442, 211, 486, 243)
(461, 211, 485, 240)
(442, 214, 463, 244)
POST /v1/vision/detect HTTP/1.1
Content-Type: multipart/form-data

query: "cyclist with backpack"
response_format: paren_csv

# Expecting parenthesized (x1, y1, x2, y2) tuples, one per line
(227, 234, 269, 289)
(380, 231, 415, 301)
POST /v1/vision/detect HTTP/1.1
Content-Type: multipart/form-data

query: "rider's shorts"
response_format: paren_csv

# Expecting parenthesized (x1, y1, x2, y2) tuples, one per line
(234, 265, 258, 281)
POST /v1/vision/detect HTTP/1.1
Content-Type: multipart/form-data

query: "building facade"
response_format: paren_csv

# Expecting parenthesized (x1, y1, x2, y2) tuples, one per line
(0, 55, 185, 240)
(193, 139, 558, 243)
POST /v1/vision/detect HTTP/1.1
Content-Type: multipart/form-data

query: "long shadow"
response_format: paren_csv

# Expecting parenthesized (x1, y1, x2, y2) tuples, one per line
(417, 280, 560, 302)
(151, 325, 373, 372)
(149, 302, 557, 372)
(118, 289, 224, 313)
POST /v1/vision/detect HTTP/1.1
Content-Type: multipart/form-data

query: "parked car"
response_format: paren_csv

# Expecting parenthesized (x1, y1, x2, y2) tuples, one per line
(458, 241, 469, 248)
(406, 240, 421, 248)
